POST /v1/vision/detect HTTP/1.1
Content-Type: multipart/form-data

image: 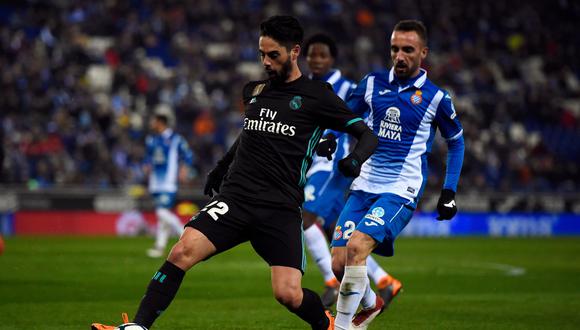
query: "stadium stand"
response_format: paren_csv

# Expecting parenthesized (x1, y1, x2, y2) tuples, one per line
(1, 0, 578, 196)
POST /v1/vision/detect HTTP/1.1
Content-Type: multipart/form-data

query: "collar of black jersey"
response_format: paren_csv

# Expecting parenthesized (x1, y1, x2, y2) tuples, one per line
(268, 74, 307, 87)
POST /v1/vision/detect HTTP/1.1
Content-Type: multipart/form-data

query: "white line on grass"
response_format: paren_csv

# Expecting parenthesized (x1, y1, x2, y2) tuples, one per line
(481, 262, 526, 276)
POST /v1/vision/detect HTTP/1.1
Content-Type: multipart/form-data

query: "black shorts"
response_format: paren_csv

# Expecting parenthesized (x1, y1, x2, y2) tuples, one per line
(185, 194, 306, 273)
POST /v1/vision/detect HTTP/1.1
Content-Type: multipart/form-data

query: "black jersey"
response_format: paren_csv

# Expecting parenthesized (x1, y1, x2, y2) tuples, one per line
(220, 75, 363, 207)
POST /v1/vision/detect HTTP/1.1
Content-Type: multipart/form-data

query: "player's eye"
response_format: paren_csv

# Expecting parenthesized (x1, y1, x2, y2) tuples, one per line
(258, 51, 279, 60)
(403, 46, 414, 53)
(391, 46, 399, 52)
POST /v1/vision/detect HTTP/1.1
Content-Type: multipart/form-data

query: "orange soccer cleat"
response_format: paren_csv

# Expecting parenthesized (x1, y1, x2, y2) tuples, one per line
(91, 312, 130, 330)
(325, 310, 335, 330)
(376, 274, 403, 310)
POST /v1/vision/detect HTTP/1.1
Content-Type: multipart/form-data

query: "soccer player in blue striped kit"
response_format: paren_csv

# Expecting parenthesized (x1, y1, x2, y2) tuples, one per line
(144, 108, 194, 258)
(301, 33, 401, 309)
(330, 20, 465, 329)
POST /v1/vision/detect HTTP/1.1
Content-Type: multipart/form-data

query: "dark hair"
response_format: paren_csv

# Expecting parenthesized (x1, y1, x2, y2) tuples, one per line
(303, 33, 338, 58)
(154, 114, 168, 125)
(260, 15, 304, 50)
(393, 20, 428, 45)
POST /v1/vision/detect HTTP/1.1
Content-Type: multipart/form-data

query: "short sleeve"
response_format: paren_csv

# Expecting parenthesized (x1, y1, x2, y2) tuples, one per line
(346, 75, 371, 118)
(313, 84, 364, 131)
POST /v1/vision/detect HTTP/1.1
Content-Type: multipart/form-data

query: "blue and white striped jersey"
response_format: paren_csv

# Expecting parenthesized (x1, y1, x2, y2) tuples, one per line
(348, 68, 464, 203)
(145, 129, 194, 193)
(307, 69, 357, 176)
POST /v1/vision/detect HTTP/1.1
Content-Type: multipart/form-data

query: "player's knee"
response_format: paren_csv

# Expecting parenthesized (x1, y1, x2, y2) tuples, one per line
(274, 286, 302, 309)
(346, 238, 370, 265)
(167, 240, 195, 270)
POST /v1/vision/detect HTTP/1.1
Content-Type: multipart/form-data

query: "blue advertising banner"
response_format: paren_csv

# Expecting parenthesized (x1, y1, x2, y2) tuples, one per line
(401, 213, 580, 237)
(0, 213, 15, 236)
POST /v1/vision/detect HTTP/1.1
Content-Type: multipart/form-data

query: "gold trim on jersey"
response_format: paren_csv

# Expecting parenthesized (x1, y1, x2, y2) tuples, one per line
(252, 83, 266, 96)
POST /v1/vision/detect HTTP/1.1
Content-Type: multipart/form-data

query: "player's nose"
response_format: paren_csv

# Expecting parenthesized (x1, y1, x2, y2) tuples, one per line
(394, 52, 405, 62)
(261, 57, 271, 66)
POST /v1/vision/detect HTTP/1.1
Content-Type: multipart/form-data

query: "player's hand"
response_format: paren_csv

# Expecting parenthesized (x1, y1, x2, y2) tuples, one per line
(316, 133, 337, 161)
(203, 166, 227, 197)
(436, 189, 457, 220)
(338, 154, 362, 177)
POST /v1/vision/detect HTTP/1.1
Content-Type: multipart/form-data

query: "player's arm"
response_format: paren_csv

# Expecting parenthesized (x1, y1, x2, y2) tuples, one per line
(204, 136, 240, 197)
(336, 120, 377, 177)
(178, 136, 196, 181)
(204, 81, 258, 196)
(143, 136, 154, 176)
(315, 79, 377, 177)
(435, 92, 465, 220)
(316, 76, 372, 161)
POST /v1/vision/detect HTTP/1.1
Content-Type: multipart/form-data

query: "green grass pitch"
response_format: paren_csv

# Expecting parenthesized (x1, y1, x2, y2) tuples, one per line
(1, 236, 579, 329)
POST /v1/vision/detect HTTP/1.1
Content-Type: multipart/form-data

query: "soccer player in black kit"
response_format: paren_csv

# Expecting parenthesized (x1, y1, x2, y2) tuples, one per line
(92, 15, 378, 330)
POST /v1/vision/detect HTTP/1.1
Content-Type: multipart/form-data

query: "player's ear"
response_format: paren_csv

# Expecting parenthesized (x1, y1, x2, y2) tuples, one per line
(421, 46, 429, 60)
(291, 44, 301, 61)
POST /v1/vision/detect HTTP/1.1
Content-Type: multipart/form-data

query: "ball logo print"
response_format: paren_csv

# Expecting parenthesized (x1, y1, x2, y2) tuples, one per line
(289, 95, 303, 110)
(372, 207, 385, 218)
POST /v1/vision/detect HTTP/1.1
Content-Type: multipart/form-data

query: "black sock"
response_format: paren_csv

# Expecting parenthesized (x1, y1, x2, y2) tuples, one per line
(133, 261, 185, 328)
(289, 288, 329, 330)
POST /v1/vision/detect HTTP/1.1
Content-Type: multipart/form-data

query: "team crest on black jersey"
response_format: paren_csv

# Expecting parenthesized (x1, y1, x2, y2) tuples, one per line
(289, 96, 303, 110)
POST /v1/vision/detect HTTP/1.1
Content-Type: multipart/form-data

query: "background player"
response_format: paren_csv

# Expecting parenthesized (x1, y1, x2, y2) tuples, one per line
(92, 15, 378, 330)
(302, 33, 401, 309)
(144, 107, 194, 258)
(330, 20, 465, 329)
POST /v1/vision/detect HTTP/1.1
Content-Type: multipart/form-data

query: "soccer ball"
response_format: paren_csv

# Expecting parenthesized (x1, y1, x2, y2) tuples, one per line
(115, 324, 148, 330)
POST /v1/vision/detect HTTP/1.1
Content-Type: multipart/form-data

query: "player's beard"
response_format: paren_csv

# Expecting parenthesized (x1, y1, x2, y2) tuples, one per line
(266, 58, 292, 84)
(394, 61, 417, 80)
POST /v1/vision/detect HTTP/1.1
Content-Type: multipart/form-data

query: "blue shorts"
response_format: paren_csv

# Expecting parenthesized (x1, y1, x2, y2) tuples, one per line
(152, 192, 176, 209)
(331, 190, 414, 256)
(303, 171, 353, 230)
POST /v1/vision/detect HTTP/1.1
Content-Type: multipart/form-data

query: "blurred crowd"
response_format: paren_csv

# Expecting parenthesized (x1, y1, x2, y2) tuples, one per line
(1, 0, 579, 194)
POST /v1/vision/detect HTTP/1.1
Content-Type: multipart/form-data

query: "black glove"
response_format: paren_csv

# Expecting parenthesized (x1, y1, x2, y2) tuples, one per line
(316, 133, 337, 161)
(436, 189, 457, 220)
(338, 154, 362, 177)
(203, 165, 228, 197)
